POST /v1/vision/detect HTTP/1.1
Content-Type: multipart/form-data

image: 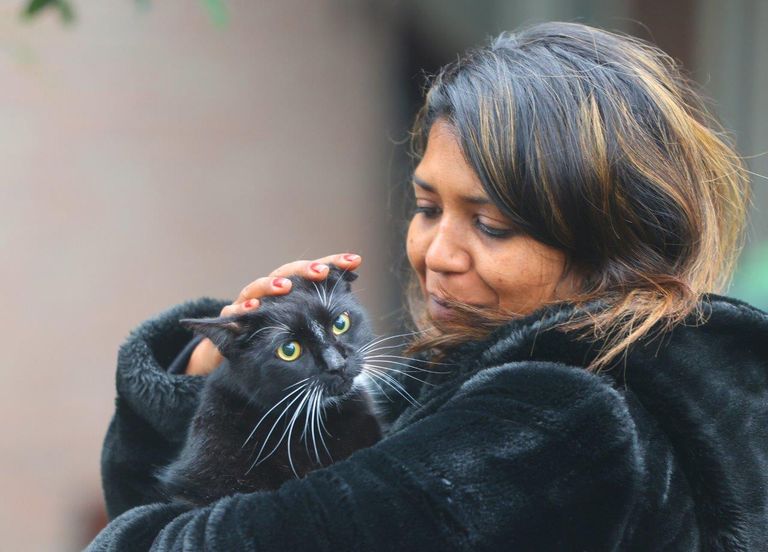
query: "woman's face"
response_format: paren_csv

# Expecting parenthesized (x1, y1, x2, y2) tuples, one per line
(406, 119, 578, 321)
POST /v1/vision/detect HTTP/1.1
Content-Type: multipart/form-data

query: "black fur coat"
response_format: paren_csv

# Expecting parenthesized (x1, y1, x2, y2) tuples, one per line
(88, 294, 768, 551)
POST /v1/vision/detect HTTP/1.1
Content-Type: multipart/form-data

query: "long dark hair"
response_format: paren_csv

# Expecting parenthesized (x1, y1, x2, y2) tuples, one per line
(405, 21, 750, 371)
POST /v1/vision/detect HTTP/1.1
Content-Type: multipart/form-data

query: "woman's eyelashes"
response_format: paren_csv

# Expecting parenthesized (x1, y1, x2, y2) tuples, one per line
(475, 219, 514, 238)
(413, 205, 440, 218)
(412, 204, 514, 239)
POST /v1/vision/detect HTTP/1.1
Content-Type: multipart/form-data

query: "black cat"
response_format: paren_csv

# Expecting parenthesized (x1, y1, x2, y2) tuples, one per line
(157, 268, 386, 506)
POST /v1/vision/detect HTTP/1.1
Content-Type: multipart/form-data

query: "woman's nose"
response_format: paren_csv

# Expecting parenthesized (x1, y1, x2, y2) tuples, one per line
(424, 218, 471, 274)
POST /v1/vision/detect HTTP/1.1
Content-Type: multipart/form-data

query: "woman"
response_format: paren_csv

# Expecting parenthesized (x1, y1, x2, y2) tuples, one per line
(89, 22, 768, 550)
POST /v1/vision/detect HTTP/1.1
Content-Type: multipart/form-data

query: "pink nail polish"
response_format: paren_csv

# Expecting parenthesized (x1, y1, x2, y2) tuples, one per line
(343, 254, 360, 262)
(310, 262, 327, 273)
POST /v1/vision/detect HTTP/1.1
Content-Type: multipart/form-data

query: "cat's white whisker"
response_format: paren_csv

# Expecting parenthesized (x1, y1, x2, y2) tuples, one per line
(310, 385, 324, 465)
(305, 385, 317, 462)
(363, 352, 452, 367)
(314, 392, 334, 437)
(359, 328, 434, 354)
(299, 384, 314, 444)
(284, 385, 315, 479)
(359, 370, 392, 401)
(325, 265, 351, 311)
(364, 327, 434, 347)
(282, 377, 311, 392)
(247, 325, 291, 342)
(366, 367, 415, 394)
(246, 387, 309, 473)
(311, 281, 325, 307)
(355, 376, 389, 410)
(363, 363, 433, 386)
(363, 366, 421, 408)
(300, 384, 320, 459)
(311, 280, 329, 308)
(358, 342, 409, 355)
(363, 356, 452, 375)
(362, 368, 407, 405)
(315, 399, 333, 462)
(360, 336, 406, 355)
(253, 383, 314, 475)
(242, 382, 309, 448)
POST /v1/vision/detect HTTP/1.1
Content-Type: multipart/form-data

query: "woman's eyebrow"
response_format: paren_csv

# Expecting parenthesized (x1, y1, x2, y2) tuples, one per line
(412, 175, 492, 205)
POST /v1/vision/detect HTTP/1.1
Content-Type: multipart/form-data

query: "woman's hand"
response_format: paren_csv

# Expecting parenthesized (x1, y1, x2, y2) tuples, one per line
(184, 253, 362, 376)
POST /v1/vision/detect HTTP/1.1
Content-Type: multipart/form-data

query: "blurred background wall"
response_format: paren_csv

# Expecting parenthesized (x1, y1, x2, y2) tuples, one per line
(1, 1, 765, 549)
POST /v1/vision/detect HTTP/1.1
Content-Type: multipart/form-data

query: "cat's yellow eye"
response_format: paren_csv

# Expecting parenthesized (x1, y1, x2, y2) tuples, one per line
(332, 312, 351, 335)
(277, 341, 302, 361)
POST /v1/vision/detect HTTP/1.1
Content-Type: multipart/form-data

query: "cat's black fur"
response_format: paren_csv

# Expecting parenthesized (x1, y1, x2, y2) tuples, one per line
(157, 267, 383, 506)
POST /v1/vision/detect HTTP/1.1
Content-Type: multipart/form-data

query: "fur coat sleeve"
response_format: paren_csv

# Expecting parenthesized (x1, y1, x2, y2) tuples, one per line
(98, 298, 228, 519)
(90, 299, 643, 551)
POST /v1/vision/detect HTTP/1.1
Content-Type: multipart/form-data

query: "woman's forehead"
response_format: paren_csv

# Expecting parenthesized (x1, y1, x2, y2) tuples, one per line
(412, 174, 492, 207)
(414, 120, 489, 201)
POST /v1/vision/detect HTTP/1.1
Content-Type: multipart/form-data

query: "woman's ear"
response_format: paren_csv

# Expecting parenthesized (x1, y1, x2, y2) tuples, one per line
(179, 316, 244, 358)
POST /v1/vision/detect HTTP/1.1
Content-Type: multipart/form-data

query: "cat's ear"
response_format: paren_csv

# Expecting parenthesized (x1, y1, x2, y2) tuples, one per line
(326, 266, 358, 291)
(341, 270, 358, 283)
(179, 316, 245, 357)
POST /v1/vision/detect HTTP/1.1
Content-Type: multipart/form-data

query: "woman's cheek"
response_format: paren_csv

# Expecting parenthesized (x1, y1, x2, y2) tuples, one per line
(406, 221, 426, 274)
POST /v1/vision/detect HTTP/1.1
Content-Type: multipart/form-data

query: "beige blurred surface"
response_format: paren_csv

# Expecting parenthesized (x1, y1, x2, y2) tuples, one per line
(0, 2, 396, 549)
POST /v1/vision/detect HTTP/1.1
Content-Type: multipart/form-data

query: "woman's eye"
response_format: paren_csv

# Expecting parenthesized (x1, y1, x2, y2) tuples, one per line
(276, 341, 302, 361)
(414, 202, 513, 239)
(332, 312, 351, 335)
(413, 205, 440, 219)
(475, 219, 514, 239)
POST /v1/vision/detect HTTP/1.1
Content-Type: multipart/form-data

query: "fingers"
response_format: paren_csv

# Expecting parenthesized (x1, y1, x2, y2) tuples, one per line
(220, 299, 260, 317)
(228, 253, 362, 315)
(234, 275, 293, 305)
(268, 253, 362, 280)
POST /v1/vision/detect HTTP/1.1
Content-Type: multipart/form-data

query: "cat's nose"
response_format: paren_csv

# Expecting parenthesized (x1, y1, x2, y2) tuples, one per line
(321, 348, 346, 375)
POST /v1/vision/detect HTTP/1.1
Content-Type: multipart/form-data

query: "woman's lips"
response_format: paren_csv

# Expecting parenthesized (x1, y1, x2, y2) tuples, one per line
(427, 293, 491, 320)
(428, 294, 456, 320)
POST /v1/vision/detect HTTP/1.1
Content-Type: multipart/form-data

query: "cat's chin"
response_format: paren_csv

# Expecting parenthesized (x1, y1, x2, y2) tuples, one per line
(324, 377, 354, 397)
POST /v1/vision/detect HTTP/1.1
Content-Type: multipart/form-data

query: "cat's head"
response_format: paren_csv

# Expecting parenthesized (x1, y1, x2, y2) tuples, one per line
(179, 267, 374, 407)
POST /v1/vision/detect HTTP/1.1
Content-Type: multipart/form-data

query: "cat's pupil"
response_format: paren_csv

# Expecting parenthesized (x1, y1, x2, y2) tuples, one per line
(333, 312, 350, 335)
(277, 341, 302, 361)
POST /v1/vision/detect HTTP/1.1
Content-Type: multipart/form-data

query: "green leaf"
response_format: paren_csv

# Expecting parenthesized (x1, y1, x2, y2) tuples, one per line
(22, 0, 75, 23)
(201, 0, 228, 27)
(23, 0, 52, 16)
(731, 242, 768, 309)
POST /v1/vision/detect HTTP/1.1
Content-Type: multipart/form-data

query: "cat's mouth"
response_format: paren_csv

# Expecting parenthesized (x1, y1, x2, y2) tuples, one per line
(323, 376, 354, 397)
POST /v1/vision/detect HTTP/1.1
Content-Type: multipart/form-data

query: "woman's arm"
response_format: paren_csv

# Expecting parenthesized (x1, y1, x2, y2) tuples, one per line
(102, 297, 229, 518)
(91, 361, 644, 551)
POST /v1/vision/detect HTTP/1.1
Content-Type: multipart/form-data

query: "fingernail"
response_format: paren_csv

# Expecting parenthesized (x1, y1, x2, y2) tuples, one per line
(343, 254, 360, 262)
(310, 262, 328, 273)
(272, 277, 289, 288)
(244, 299, 257, 309)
